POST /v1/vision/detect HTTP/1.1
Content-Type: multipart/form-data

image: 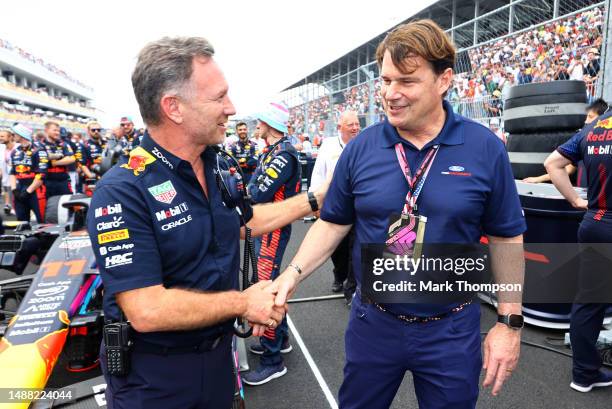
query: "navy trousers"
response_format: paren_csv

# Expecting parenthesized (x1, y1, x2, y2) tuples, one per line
(570, 217, 612, 384)
(100, 336, 234, 409)
(254, 226, 291, 366)
(14, 185, 42, 222)
(339, 296, 481, 409)
(45, 178, 72, 198)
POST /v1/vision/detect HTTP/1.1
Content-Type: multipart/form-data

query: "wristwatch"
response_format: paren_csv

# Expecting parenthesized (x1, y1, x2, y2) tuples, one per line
(307, 191, 319, 212)
(497, 314, 524, 330)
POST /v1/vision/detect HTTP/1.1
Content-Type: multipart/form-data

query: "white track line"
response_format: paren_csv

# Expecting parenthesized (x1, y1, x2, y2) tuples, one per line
(287, 314, 339, 409)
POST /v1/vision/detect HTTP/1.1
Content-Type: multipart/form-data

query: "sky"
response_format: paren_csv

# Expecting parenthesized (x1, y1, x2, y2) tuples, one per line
(0, 0, 436, 127)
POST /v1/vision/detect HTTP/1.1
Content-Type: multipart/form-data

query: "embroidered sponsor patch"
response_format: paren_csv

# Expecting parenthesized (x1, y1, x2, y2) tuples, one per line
(120, 147, 156, 176)
(98, 229, 130, 244)
(148, 180, 177, 204)
(266, 168, 278, 178)
(105, 252, 133, 269)
(155, 202, 189, 221)
(94, 203, 122, 218)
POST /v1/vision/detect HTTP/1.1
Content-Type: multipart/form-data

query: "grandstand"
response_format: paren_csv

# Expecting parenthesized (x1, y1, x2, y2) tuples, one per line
(0, 37, 96, 133)
(280, 0, 608, 138)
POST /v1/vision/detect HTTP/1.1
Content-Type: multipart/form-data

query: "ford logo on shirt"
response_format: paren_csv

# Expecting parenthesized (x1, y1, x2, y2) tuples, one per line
(449, 166, 465, 172)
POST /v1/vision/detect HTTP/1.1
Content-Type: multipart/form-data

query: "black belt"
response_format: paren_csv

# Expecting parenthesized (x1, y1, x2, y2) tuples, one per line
(132, 333, 226, 355)
(359, 291, 472, 324)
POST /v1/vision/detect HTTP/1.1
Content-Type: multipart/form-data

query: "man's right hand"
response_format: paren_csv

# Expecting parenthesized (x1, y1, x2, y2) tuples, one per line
(250, 270, 301, 336)
(242, 281, 286, 329)
(271, 269, 300, 308)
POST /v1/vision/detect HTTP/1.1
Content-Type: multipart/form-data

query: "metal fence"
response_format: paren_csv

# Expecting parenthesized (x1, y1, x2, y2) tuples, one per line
(283, 0, 608, 137)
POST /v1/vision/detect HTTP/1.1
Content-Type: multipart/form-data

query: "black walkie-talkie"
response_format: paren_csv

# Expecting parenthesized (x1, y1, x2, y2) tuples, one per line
(103, 322, 132, 376)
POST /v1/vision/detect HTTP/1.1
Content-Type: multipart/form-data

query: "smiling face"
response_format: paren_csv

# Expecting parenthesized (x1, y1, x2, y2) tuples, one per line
(380, 51, 452, 134)
(178, 57, 236, 146)
(236, 124, 248, 141)
(338, 111, 360, 142)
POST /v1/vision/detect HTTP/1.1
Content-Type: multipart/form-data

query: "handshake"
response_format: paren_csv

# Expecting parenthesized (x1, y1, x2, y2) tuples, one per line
(240, 269, 301, 337)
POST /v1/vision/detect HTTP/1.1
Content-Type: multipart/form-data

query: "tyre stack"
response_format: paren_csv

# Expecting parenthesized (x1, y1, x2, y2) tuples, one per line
(503, 80, 588, 180)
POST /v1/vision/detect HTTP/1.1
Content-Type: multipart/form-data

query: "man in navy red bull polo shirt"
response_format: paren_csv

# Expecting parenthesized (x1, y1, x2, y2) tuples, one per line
(87, 37, 325, 409)
(546, 107, 612, 393)
(41, 121, 75, 202)
(267, 20, 527, 409)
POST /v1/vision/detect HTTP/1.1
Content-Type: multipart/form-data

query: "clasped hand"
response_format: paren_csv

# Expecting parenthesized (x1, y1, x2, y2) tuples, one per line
(246, 270, 301, 337)
(242, 281, 288, 336)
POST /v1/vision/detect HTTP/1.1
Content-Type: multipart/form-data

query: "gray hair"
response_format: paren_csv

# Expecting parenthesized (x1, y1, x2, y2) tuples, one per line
(132, 37, 215, 126)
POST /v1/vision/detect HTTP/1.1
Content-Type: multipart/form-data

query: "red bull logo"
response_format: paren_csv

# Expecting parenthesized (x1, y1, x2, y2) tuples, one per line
(595, 118, 612, 129)
(120, 147, 156, 176)
(15, 165, 30, 173)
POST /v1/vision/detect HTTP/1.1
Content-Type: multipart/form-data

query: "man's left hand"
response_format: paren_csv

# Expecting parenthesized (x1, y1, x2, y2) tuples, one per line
(482, 323, 521, 396)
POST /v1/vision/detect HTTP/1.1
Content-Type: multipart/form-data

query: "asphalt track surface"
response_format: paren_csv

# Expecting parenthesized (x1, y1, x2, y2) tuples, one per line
(2, 220, 612, 408)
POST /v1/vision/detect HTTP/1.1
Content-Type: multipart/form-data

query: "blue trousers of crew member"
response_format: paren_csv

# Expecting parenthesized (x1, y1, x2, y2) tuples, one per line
(14, 184, 43, 223)
(570, 217, 612, 384)
(339, 295, 481, 409)
(45, 178, 72, 198)
(242, 170, 254, 186)
(254, 225, 291, 366)
(100, 336, 234, 409)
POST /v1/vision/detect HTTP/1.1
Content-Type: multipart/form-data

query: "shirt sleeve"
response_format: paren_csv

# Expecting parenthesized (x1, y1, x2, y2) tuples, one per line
(75, 143, 87, 165)
(248, 151, 298, 203)
(9, 151, 16, 176)
(63, 142, 75, 158)
(86, 182, 163, 297)
(556, 129, 584, 164)
(246, 146, 258, 170)
(308, 140, 328, 192)
(481, 139, 527, 237)
(35, 149, 48, 178)
(320, 144, 355, 225)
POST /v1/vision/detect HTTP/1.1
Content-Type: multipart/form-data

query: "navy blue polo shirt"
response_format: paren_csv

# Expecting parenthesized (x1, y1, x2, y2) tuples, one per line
(558, 110, 612, 221)
(321, 100, 526, 316)
(87, 133, 240, 347)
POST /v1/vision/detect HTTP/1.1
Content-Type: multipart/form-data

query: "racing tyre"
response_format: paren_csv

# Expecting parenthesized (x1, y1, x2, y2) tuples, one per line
(45, 194, 88, 224)
(507, 131, 575, 180)
(504, 80, 587, 134)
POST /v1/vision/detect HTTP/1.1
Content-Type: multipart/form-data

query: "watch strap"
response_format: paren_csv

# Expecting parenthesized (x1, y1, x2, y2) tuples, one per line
(497, 313, 524, 329)
(307, 191, 319, 212)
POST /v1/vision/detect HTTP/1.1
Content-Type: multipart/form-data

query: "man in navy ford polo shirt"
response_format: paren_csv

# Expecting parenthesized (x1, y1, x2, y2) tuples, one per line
(87, 37, 325, 409)
(267, 20, 526, 409)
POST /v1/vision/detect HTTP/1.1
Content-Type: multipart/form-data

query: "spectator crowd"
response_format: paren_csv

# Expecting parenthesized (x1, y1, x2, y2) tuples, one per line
(0, 37, 93, 91)
(289, 6, 604, 135)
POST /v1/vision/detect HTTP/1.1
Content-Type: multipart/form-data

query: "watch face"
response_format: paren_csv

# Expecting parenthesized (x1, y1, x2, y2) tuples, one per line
(508, 314, 524, 328)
